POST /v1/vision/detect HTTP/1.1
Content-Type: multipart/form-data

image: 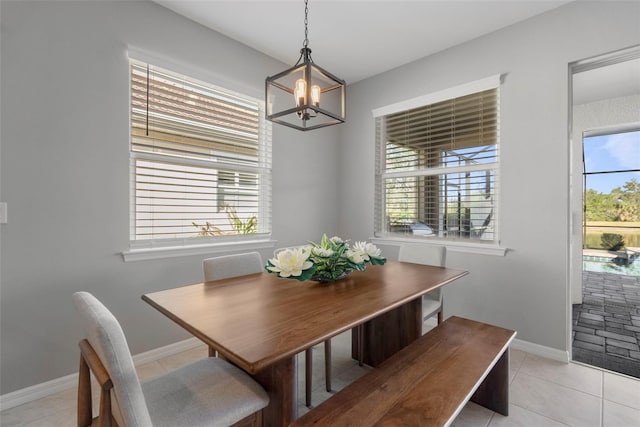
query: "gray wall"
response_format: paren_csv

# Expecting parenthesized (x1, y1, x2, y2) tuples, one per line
(0, 0, 340, 394)
(2, 0, 640, 396)
(338, 2, 640, 351)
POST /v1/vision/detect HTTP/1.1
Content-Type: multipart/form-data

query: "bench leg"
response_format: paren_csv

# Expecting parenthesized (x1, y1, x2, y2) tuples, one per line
(471, 348, 509, 416)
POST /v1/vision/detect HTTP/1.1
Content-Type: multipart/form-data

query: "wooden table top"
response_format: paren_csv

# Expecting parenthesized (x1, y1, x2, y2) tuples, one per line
(142, 261, 468, 374)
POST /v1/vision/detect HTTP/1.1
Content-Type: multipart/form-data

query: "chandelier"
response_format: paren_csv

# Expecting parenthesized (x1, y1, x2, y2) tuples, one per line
(265, 0, 346, 131)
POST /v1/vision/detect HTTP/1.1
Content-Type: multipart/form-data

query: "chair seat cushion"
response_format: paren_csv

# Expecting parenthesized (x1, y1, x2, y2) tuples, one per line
(142, 357, 269, 427)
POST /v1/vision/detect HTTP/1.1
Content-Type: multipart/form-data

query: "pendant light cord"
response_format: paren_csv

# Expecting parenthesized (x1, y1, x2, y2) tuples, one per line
(295, 0, 312, 66)
(303, 0, 309, 48)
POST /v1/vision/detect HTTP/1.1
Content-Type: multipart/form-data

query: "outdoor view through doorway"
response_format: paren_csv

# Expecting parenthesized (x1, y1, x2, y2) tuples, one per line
(572, 128, 640, 377)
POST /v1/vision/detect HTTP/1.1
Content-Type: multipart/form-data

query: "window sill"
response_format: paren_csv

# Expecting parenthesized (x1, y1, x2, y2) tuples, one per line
(122, 238, 277, 262)
(370, 236, 508, 257)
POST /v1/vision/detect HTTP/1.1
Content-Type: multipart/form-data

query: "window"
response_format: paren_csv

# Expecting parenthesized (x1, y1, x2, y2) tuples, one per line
(374, 76, 500, 243)
(129, 60, 272, 247)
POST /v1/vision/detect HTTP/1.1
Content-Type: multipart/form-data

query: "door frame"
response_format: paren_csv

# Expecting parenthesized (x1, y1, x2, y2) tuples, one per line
(567, 45, 640, 360)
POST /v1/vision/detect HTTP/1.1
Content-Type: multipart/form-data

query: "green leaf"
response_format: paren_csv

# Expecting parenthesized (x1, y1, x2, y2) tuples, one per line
(370, 257, 387, 266)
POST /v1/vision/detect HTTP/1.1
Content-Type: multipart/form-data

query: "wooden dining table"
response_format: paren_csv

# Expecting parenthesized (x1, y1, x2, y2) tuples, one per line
(142, 261, 468, 427)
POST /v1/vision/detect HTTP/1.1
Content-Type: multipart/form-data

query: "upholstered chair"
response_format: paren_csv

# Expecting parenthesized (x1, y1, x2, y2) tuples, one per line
(203, 252, 264, 282)
(73, 291, 269, 427)
(269, 247, 331, 408)
(202, 252, 264, 358)
(398, 244, 447, 329)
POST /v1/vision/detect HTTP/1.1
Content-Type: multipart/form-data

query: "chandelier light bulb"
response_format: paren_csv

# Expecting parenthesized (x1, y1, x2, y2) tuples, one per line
(295, 79, 307, 107)
(311, 85, 321, 107)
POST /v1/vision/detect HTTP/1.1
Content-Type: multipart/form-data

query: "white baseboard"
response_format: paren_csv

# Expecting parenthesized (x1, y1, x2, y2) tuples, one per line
(130, 337, 203, 366)
(0, 337, 202, 412)
(0, 371, 79, 413)
(511, 338, 570, 363)
(1, 335, 570, 412)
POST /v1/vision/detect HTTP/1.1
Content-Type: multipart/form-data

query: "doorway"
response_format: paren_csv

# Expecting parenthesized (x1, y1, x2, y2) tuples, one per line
(569, 46, 640, 377)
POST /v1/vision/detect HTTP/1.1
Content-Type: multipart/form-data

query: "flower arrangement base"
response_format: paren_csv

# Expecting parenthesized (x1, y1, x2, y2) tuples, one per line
(311, 271, 352, 283)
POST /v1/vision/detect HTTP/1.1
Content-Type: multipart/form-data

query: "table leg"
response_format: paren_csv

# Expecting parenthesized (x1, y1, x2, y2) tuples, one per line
(252, 356, 296, 427)
(352, 298, 422, 367)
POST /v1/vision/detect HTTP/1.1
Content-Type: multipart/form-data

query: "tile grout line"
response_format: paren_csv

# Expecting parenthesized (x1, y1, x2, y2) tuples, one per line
(508, 354, 566, 425)
(573, 360, 640, 412)
(508, 402, 573, 427)
(509, 349, 526, 385)
(516, 370, 604, 399)
(518, 358, 607, 399)
(486, 411, 495, 426)
(510, 370, 602, 426)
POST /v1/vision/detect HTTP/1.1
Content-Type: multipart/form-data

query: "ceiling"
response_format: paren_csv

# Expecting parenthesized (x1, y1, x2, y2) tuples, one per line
(154, 1, 639, 104)
(154, 0, 571, 84)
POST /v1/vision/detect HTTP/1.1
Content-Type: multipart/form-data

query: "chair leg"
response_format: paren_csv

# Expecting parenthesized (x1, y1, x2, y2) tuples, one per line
(77, 354, 93, 427)
(437, 309, 443, 325)
(324, 340, 331, 392)
(98, 386, 113, 427)
(357, 325, 364, 366)
(305, 348, 312, 407)
(78, 340, 114, 427)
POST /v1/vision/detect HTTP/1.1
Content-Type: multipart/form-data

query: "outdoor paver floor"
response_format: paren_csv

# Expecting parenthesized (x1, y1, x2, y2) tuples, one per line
(572, 270, 640, 378)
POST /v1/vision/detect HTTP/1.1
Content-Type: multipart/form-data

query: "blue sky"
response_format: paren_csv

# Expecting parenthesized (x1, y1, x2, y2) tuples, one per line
(583, 130, 640, 194)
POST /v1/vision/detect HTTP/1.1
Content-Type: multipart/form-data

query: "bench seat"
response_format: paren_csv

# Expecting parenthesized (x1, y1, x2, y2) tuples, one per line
(291, 316, 516, 427)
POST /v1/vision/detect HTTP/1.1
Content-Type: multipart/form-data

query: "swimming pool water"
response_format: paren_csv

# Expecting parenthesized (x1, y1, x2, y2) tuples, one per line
(583, 258, 640, 276)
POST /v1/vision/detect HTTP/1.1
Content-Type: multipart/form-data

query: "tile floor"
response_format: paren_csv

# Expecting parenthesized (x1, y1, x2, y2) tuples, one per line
(2, 321, 640, 427)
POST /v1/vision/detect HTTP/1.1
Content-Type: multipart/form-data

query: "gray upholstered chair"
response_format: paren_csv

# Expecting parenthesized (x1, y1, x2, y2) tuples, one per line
(73, 291, 269, 427)
(398, 244, 447, 329)
(203, 252, 264, 358)
(271, 247, 331, 408)
(203, 252, 264, 283)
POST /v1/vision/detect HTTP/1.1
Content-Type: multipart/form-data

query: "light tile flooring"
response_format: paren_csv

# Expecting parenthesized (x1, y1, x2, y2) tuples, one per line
(2, 321, 640, 427)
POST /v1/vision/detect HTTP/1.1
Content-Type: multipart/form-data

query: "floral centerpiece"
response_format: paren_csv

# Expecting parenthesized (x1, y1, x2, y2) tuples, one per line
(266, 235, 386, 282)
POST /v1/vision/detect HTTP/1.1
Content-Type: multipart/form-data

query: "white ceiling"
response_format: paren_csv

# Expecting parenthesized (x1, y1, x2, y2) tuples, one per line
(154, 0, 639, 104)
(154, 0, 571, 84)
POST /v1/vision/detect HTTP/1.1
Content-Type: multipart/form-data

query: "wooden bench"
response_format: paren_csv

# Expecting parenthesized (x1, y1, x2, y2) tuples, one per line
(291, 316, 516, 427)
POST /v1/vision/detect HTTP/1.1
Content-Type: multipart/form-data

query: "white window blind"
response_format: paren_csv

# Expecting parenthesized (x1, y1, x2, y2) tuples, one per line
(375, 81, 499, 243)
(130, 60, 272, 243)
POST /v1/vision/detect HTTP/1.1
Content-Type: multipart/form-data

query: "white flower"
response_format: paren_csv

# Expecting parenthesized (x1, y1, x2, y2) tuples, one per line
(353, 241, 383, 260)
(312, 247, 334, 257)
(346, 249, 366, 264)
(329, 236, 344, 245)
(267, 247, 313, 278)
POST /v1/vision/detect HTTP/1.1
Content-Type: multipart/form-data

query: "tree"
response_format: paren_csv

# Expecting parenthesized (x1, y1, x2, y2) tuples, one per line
(585, 178, 640, 222)
(610, 178, 639, 222)
(584, 189, 617, 221)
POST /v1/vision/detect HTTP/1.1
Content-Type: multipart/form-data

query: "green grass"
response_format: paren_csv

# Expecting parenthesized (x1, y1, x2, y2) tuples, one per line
(584, 221, 640, 249)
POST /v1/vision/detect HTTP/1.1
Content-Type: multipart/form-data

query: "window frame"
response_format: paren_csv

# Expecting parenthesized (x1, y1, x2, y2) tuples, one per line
(372, 75, 507, 256)
(123, 53, 274, 261)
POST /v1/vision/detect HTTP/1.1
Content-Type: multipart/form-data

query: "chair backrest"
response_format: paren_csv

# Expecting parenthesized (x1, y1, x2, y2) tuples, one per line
(399, 244, 447, 306)
(72, 292, 152, 427)
(203, 251, 264, 282)
(398, 244, 446, 267)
